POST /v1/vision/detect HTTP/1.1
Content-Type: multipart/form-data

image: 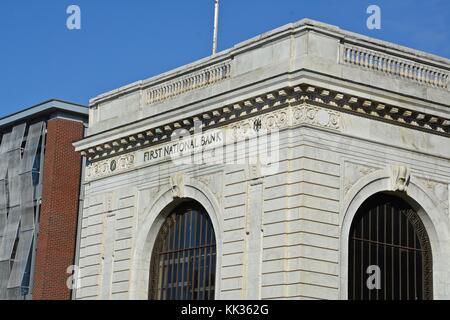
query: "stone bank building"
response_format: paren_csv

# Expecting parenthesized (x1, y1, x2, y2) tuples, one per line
(74, 19, 450, 300)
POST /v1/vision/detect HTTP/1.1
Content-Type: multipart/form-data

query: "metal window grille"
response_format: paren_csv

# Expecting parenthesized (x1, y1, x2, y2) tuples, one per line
(149, 203, 216, 300)
(349, 193, 433, 300)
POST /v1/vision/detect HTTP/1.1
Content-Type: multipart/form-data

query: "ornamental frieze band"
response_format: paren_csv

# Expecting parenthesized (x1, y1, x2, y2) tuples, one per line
(86, 153, 136, 181)
(85, 103, 341, 181)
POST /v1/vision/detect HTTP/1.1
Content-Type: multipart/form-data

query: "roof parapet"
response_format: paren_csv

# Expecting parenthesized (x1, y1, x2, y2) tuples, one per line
(89, 19, 450, 108)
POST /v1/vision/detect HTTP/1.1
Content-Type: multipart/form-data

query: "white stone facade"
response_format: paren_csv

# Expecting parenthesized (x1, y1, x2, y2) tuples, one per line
(74, 19, 450, 300)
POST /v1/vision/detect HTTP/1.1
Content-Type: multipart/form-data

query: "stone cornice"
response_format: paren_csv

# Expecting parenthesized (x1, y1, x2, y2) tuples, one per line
(84, 103, 341, 182)
(77, 83, 450, 162)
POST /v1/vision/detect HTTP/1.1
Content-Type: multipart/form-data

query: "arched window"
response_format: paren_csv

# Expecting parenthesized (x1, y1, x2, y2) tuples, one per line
(149, 202, 216, 300)
(348, 193, 432, 300)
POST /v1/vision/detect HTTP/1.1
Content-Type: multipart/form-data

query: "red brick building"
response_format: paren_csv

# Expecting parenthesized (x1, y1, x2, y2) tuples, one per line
(0, 100, 88, 300)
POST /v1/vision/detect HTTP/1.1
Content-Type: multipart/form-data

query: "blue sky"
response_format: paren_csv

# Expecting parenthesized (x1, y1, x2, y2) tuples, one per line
(0, 0, 449, 117)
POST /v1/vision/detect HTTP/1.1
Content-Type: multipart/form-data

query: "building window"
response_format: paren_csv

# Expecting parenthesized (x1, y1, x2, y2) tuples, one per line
(149, 202, 216, 300)
(348, 193, 433, 300)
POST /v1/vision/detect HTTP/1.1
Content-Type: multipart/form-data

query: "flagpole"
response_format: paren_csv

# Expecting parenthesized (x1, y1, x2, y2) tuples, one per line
(212, 0, 219, 55)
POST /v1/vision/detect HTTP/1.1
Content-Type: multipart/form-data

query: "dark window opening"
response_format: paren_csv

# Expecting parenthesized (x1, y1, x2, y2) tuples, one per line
(348, 193, 433, 300)
(149, 202, 216, 300)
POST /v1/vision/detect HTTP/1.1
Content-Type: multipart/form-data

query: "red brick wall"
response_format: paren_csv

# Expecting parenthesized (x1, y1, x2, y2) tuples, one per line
(33, 118, 84, 300)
